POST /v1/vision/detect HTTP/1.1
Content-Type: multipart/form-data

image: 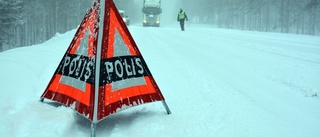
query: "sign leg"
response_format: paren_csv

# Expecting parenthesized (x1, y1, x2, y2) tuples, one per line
(162, 101, 171, 114)
(91, 122, 97, 137)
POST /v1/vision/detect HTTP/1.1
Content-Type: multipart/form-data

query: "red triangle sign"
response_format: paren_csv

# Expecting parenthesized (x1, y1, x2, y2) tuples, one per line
(40, 0, 171, 126)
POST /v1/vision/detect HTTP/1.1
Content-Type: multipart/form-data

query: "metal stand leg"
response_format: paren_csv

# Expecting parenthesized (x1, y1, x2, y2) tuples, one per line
(91, 122, 97, 137)
(162, 101, 171, 114)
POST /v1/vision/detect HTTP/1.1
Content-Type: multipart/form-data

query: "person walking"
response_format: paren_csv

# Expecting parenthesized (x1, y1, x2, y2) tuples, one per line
(177, 8, 188, 31)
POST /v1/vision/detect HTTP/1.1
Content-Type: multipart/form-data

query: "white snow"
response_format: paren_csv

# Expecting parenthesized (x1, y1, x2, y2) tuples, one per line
(1, 24, 320, 137)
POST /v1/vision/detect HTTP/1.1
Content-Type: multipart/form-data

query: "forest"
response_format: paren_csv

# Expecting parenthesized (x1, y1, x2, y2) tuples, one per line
(0, 0, 137, 51)
(0, 0, 319, 52)
(180, 0, 320, 35)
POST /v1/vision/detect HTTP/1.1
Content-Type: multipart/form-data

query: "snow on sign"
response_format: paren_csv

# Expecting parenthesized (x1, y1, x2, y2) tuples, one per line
(40, 0, 170, 136)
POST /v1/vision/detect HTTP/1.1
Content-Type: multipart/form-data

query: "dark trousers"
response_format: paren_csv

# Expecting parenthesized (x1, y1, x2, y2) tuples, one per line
(179, 20, 185, 31)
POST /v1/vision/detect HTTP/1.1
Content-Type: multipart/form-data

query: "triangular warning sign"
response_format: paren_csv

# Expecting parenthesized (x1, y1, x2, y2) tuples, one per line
(40, 0, 171, 126)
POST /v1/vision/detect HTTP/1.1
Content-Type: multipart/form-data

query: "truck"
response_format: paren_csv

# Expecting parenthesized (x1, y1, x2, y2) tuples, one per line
(142, 0, 162, 27)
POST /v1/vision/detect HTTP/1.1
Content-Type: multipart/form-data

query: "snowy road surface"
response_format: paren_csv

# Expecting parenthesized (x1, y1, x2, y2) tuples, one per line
(1, 25, 320, 137)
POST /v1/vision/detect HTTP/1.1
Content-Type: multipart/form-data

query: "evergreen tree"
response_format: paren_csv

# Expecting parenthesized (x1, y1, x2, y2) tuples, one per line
(0, 0, 23, 51)
(176, 0, 320, 35)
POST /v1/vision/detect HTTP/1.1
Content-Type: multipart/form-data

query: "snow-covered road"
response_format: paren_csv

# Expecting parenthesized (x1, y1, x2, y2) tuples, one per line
(1, 25, 320, 137)
(131, 26, 320, 137)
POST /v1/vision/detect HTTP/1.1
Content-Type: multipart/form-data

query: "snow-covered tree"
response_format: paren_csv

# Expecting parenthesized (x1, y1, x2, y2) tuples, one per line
(305, 0, 320, 35)
(177, 0, 320, 35)
(0, 0, 23, 51)
(1, 0, 142, 52)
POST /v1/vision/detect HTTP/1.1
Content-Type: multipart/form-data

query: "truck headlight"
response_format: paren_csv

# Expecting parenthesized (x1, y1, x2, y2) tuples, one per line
(156, 20, 160, 24)
(143, 19, 147, 23)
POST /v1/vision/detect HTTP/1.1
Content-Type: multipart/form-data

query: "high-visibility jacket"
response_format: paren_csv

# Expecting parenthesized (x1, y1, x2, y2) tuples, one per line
(178, 12, 186, 19)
